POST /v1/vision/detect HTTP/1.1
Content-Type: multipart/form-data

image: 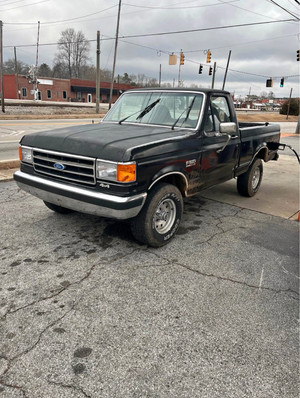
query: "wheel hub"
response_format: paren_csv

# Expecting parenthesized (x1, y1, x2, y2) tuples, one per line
(252, 168, 260, 189)
(154, 198, 176, 234)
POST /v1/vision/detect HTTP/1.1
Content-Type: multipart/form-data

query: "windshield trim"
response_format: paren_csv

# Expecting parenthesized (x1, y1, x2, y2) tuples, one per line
(102, 90, 206, 131)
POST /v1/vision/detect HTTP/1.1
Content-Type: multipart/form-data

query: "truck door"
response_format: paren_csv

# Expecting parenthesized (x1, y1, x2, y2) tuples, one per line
(200, 95, 239, 188)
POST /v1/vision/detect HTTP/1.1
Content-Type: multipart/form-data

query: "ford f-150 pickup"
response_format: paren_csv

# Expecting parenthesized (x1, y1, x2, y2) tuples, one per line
(14, 88, 280, 247)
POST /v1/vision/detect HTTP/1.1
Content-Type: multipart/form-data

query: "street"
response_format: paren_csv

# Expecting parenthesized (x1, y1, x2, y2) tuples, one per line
(0, 177, 299, 398)
(0, 119, 298, 161)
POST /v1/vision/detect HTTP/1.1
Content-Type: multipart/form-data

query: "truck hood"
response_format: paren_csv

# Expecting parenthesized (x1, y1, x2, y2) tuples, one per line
(20, 122, 193, 162)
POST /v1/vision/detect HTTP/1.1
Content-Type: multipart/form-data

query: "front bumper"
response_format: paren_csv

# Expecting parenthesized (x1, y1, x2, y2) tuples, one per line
(14, 171, 147, 220)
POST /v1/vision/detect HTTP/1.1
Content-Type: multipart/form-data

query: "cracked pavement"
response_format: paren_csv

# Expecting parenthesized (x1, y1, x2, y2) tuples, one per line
(0, 181, 299, 398)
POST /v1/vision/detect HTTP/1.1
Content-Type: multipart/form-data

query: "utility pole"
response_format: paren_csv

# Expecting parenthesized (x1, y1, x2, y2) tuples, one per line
(95, 30, 100, 114)
(211, 62, 216, 89)
(248, 86, 251, 108)
(159, 64, 161, 87)
(0, 20, 4, 113)
(14, 47, 20, 99)
(286, 88, 293, 120)
(222, 50, 231, 90)
(109, 0, 121, 109)
(34, 21, 40, 101)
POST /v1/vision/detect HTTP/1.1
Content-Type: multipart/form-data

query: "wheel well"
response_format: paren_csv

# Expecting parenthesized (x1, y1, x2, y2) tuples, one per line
(255, 147, 268, 162)
(149, 173, 187, 197)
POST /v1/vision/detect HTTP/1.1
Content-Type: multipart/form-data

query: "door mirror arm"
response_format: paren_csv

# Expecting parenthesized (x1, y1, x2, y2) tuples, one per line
(217, 134, 231, 153)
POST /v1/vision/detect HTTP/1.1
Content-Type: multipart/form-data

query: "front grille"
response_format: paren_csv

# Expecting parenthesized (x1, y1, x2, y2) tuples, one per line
(33, 149, 96, 185)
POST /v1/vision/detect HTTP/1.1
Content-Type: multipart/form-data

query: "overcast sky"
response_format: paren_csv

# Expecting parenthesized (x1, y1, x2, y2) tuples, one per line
(1, 0, 300, 98)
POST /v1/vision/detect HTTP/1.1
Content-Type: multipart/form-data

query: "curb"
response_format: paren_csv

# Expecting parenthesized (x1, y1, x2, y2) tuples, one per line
(0, 159, 20, 170)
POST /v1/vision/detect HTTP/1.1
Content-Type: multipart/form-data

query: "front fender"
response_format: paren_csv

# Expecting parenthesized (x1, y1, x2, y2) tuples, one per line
(148, 166, 189, 196)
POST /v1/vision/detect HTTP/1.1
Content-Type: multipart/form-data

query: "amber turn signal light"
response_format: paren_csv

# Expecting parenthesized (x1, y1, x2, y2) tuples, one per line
(117, 164, 136, 182)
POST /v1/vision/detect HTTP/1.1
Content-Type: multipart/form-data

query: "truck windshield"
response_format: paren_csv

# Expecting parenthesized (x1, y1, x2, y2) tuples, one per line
(103, 91, 204, 129)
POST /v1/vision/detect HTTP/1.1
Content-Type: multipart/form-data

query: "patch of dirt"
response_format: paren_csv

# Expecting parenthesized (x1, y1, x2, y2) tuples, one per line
(236, 112, 298, 122)
(0, 106, 298, 122)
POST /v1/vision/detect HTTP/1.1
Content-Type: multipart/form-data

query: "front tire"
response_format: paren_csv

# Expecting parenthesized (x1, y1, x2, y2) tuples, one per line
(44, 201, 74, 214)
(237, 158, 263, 197)
(130, 183, 183, 247)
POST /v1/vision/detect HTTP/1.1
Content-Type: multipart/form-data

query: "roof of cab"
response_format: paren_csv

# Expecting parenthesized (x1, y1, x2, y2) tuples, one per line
(124, 87, 231, 95)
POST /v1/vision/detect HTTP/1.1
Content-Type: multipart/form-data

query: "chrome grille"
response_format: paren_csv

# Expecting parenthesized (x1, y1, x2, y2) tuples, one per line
(33, 149, 96, 185)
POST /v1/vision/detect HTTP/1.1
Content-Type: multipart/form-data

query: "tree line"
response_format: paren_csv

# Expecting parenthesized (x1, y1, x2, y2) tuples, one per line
(3, 28, 162, 87)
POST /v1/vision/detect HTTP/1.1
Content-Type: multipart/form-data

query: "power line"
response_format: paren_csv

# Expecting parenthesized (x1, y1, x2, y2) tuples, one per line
(117, 19, 297, 39)
(182, 33, 299, 53)
(4, 18, 297, 48)
(0, 0, 31, 7)
(217, 0, 299, 22)
(0, 0, 50, 12)
(4, 4, 118, 25)
(266, 0, 300, 19)
(122, 0, 239, 10)
(286, 0, 300, 11)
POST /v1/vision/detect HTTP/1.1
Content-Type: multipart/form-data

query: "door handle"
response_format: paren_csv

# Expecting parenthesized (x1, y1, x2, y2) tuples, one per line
(230, 135, 239, 139)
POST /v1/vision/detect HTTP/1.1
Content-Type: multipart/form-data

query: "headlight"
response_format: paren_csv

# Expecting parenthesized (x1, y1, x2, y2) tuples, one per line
(96, 161, 117, 180)
(96, 160, 136, 183)
(19, 146, 33, 164)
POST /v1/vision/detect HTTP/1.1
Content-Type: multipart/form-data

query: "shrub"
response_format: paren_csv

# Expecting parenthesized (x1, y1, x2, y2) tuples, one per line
(280, 98, 299, 116)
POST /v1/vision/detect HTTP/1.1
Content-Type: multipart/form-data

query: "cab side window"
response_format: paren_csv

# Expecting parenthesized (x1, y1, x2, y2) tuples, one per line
(204, 96, 232, 133)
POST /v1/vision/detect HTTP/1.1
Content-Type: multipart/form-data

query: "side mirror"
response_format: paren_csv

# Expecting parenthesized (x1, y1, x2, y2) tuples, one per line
(219, 122, 237, 135)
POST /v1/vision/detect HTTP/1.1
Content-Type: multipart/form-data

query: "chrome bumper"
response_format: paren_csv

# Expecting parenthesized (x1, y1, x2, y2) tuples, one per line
(14, 171, 147, 220)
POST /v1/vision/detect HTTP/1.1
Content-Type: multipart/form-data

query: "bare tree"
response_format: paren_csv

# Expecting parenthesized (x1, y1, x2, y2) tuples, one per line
(3, 59, 29, 75)
(54, 28, 90, 78)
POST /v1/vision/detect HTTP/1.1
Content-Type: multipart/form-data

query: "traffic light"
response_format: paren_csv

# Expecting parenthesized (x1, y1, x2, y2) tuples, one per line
(199, 64, 203, 74)
(280, 77, 284, 87)
(180, 52, 185, 65)
(266, 79, 273, 87)
(209, 67, 213, 75)
(206, 50, 211, 63)
(297, 50, 300, 61)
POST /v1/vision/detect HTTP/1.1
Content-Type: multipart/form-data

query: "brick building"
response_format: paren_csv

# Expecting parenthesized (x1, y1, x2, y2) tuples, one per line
(3, 74, 135, 103)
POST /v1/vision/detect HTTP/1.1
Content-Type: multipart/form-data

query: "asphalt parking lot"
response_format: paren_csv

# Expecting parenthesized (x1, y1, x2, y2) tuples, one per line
(0, 173, 299, 397)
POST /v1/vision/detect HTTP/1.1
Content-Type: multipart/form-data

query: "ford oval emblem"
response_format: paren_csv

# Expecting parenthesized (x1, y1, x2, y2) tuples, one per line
(53, 162, 65, 170)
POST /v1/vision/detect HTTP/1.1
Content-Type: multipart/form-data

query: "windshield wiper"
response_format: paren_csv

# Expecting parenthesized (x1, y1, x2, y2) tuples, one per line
(136, 98, 160, 120)
(171, 95, 197, 130)
(118, 98, 160, 124)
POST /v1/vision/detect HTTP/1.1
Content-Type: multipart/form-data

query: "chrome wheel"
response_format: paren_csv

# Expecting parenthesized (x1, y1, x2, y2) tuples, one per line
(252, 167, 261, 190)
(154, 198, 176, 234)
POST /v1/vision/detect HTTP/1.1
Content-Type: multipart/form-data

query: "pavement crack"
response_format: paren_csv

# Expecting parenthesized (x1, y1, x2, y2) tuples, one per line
(1, 250, 136, 320)
(175, 262, 299, 299)
(0, 302, 76, 383)
(47, 378, 92, 398)
(0, 380, 29, 397)
(152, 252, 299, 300)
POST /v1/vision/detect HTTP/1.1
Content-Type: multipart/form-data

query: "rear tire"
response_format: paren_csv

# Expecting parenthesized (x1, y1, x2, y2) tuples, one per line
(130, 183, 183, 247)
(44, 201, 74, 214)
(237, 158, 263, 197)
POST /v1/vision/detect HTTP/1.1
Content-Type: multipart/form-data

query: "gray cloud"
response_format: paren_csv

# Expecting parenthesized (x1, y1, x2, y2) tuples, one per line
(2, 0, 299, 97)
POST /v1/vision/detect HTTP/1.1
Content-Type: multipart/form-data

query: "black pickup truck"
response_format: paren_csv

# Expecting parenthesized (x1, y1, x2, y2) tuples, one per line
(14, 88, 280, 247)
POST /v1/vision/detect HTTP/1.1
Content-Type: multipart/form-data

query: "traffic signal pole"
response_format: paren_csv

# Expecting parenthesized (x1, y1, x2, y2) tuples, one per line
(178, 50, 184, 87)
